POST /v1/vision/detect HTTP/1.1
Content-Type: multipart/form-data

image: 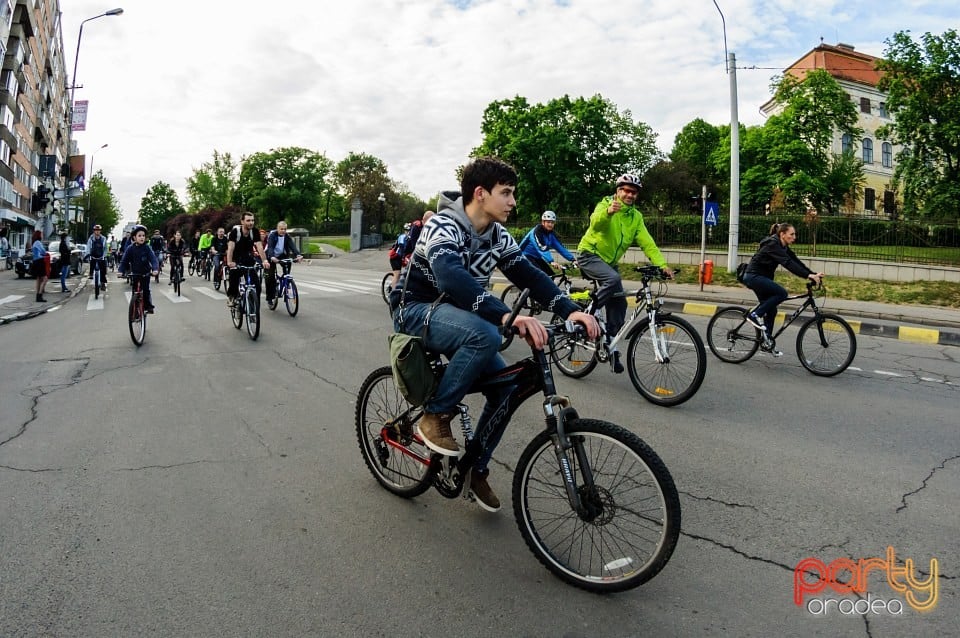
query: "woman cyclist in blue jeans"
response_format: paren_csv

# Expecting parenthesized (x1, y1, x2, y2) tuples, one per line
(742, 223, 823, 355)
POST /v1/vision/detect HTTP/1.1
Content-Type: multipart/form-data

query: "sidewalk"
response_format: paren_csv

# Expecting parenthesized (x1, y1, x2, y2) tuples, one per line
(4, 252, 960, 347)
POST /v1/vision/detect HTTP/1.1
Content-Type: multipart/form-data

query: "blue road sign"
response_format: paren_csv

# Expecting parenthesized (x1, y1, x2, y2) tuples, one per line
(704, 201, 719, 226)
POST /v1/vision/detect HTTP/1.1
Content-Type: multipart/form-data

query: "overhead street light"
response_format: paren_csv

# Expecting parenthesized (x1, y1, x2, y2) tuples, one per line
(712, 0, 741, 272)
(70, 8, 124, 121)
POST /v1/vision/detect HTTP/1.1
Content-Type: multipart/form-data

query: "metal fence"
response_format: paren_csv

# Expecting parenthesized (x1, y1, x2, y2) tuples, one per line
(508, 213, 960, 267)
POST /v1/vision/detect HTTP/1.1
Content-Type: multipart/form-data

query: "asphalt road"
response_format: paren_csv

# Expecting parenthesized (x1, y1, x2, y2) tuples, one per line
(0, 259, 956, 638)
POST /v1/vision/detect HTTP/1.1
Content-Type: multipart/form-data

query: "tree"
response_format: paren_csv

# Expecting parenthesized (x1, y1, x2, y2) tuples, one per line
(670, 118, 722, 184)
(877, 29, 960, 220)
(472, 94, 660, 221)
(237, 147, 334, 228)
(84, 171, 121, 236)
(139, 181, 186, 231)
(185, 150, 239, 212)
(334, 152, 393, 229)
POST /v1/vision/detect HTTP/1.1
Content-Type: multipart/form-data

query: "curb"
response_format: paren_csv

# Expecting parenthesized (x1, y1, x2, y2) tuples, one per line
(0, 275, 89, 326)
(659, 299, 960, 348)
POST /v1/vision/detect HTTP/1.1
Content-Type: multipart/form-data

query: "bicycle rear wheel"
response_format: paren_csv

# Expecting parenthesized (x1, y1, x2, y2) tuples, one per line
(381, 273, 393, 304)
(94, 268, 100, 300)
(188, 258, 196, 276)
(500, 284, 538, 316)
(796, 313, 856, 376)
(356, 367, 437, 497)
(231, 294, 243, 329)
(285, 279, 299, 316)
(128, 293, 145, 346)
(626, 315, 706, 407)
(706, 307, 761, 363)
(513, 418, 680, 593)
(244, 287, 260, 340)
(549, 314, 599, 378)
(173, 265, 182, 296)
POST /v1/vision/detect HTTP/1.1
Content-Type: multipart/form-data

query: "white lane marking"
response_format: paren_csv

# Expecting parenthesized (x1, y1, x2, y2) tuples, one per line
(0, 295, 25, 306)
(160, 290, 191, 303)
(295, 282, 344, 293)
(300, 279, 372, 293)
(86, 295, 104, 311)
(875, 370, 904, 377)
(191, 287, 225, 299)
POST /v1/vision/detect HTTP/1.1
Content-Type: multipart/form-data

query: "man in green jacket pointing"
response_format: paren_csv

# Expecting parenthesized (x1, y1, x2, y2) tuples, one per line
(576, 173, 674, 373)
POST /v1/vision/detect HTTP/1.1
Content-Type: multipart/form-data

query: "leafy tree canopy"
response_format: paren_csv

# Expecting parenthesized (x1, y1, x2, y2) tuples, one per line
(473, 94, 660, 221)
(84, 170, 121, 237)
(237, 147, 334, 228)
(138, 181, 185, 232)
(186, 150, 239, 213)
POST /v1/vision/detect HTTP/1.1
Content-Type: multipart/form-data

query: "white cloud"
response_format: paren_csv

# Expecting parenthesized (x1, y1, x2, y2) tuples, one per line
(59, 0, 958, 223)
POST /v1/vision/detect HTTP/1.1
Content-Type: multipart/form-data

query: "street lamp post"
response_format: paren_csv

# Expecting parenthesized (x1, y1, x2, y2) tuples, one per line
(712, 0, 740, 273)
(86, 143, 108, 236)
(377, 192, 386, 243)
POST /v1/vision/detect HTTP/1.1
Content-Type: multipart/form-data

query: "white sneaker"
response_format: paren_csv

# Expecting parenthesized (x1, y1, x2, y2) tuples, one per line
(746, 312, 765, 331)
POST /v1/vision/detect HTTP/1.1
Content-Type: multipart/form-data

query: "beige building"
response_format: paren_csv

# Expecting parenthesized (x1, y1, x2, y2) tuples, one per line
(0, 0, 70, 255)
(761, 42, 898, 218)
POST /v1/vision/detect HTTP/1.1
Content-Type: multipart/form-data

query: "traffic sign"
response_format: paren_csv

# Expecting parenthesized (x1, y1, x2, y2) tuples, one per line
(704, 201, 719, 226)
(53, 187, 84, 200)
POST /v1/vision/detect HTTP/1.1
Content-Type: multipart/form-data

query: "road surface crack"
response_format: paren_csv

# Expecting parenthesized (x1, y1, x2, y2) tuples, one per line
(896, 454, 960, 513)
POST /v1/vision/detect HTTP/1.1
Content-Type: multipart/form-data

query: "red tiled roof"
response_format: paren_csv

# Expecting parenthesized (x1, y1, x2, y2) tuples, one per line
(786, 44, 884, 87)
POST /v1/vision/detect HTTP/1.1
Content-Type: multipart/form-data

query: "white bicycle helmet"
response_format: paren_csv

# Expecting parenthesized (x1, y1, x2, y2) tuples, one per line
(616, 174, 643, 190)
(541, 210, 557, 222)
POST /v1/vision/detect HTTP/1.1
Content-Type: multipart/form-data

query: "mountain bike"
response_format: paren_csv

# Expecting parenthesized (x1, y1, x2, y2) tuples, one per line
(706, 280, 856, 376)
(90, 256, 107, 300)
(155, 252, 165, 283)
(356, 296, 680, 593)
(188, 252, 198, 277)
(549, 266, 707, 407)
(169, 256, 184, 296)
(214, 255, 227, 291)
(200, 252, 212, 280)
(229, 264, 261, 340)
(500, 263, 578, 316)
(126, 274, 150, 346)
(268, 258, 299, 316)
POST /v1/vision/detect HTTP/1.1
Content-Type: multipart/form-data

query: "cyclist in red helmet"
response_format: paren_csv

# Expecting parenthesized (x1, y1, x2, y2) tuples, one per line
(576, 174, 674, 373)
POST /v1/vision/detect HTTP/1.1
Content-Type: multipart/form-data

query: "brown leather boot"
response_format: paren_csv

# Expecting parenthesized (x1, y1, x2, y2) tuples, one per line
(417, 412, 458, 455)
(470, 468, 500, 512)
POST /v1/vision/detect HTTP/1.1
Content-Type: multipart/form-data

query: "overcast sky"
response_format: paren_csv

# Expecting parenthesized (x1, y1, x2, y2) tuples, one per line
(58, 0, 955, 225)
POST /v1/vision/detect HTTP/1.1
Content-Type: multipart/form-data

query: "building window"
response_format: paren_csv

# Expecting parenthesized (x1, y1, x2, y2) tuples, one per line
(882, 142, 893, 168)
(862, 138, 874, 164)
(841, 133, 852, 154)
(864, 188, 876, 211)
(860, 97, 871, 113)
(879, 102, 888, 118)
(884, 191, 897, 219)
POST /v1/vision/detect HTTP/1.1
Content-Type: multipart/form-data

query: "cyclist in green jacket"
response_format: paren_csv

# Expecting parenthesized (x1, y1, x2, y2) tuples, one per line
(576, 173, 674, 373)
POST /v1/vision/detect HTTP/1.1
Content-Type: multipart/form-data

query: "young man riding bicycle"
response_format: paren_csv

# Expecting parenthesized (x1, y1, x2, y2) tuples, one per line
(118, 225, 159, 313)
(264, 221, 303, 305)
(390, 157, 598, 512)
(226, 212, 270, 307)
(576, 174, 674, 373)
(86, 224, 108, 292)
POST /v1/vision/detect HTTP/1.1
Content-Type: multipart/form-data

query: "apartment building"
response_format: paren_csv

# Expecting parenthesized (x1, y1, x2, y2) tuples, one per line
(0, 0, 70, 256)
(761, 42, 899, 218)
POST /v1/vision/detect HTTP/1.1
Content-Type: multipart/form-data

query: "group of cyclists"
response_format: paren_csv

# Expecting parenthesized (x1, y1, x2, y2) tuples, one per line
(387, 158, 824, 512)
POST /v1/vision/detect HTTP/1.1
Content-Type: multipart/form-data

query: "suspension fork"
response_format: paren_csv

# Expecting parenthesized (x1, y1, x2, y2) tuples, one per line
(547, 401, 599, 520)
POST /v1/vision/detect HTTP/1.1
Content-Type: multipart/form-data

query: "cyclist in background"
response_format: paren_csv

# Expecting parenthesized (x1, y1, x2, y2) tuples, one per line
(166, 230, 189, 285)
(86, 224, 108, 292)
(226, 213, 270, 307)
(264, 221, 303, 305)
(576, 174, 674, 374)
(742, 222, 824, 356)
(387, 223, 410, 290)
(210, 227, 229, 285)
(149, 229, 166, 276)
(519, 210, 577, 276)
(197, 228, 213, 269)
(390, 157, 598, 512)
(119, 225, 159, 313)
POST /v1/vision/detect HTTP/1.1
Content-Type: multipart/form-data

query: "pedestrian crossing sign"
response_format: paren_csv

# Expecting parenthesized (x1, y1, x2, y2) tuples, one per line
(704, 202, 719, 226)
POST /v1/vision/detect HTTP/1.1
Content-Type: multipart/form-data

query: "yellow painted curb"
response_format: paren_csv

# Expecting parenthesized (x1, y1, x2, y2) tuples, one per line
(682, 302, 717, 317)
(898, 326, 940, 344)
(845, 319, 863, 334)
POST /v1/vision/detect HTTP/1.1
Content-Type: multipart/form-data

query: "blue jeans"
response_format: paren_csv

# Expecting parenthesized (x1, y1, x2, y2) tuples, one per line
(577, 252, 626, 340)
(394, 302, 513, 472)
(60, 263, 70, 289)
(742, 273, 787, 334)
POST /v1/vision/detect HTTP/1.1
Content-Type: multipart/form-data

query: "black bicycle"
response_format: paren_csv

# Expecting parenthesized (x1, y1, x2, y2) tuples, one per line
(169, 255, 185, 296)
(356, 294, 680, 593)
(90, 256, 107, 300)
(706, 280, 856, 376)
(549, 266, 707, 407)
(499, 263, 578, 316)
(126, 273, 150, 346)
(268, 258, 299, 316)
(230, 264, 261, 340)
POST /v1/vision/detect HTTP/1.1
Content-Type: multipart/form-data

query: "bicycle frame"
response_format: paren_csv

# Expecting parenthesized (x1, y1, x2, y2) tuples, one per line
(765, 288, 820, 342)
(381, 324, 599, 518)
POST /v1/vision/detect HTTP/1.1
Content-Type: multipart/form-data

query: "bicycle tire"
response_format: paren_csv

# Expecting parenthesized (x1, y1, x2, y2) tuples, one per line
(549, 314, 599, 378)
(796, 313, 856, 377)
(626, 315, 706, 407)
(231, 294, 243, 330)
(188, 259, 196, 276)
(355, 366, 437, 497)
(500, 284, 538, 316)
(513, 418, 680, 593)
(706, 307, 761, 363)
(128, 292, 145, 346)
(173, 265, 182, 296)
(94, 268, 100, 300)
(244, 287, 260, 340)
(285, 279, 299, 317)
(203, 260, 211, 281)
(381, 273, 393, 305)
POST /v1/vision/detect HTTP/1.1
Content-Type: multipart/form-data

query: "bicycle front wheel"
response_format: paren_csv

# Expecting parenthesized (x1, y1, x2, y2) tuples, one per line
(549, 314, 599, 378)
(513, 418, 680, 593)
(231, 295, 243, 329)
(500, 284, 537, 316)
(706, 307, 761, 363)
(355, 367, 437, 497)
(796, 313, 856, 376)
(381, 273, 393, 305)
(188, 259, 196, 276)
(626, 315, 706, 407)
(285, 280, 299, 316)
(94, 268, 100, 300)
(128, 293, 145, 346)
(244, 288, 260, 340)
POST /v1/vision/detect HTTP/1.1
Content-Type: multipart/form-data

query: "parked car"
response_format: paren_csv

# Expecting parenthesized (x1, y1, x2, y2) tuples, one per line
(14, 252, 34, 278)
(47, 239, 85, 276)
